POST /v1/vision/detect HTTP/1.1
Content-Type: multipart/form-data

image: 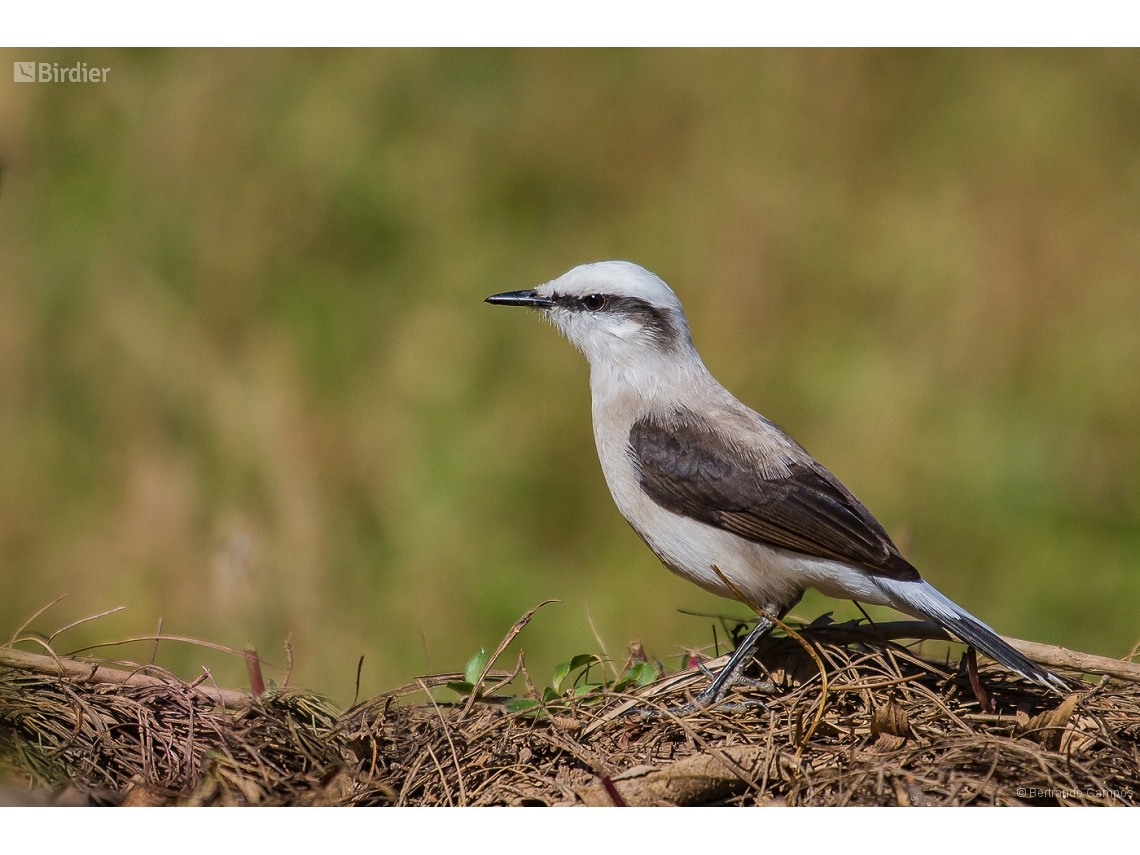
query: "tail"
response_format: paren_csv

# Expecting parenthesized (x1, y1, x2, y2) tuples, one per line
(874, 578, 1068, 693)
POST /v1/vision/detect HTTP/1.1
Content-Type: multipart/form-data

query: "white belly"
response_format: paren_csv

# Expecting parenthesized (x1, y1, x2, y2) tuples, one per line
(592, 407, 801, 610)
(590, 395, 896, 614)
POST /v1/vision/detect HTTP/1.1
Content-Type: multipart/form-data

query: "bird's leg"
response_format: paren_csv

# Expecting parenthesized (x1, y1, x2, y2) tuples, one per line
(626, 615, 776, 720)
(627, 599, 795, 720)
(693, 610, 776, 706)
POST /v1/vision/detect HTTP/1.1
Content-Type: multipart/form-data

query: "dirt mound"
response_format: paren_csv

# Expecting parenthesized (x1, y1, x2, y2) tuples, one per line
(2, 615, 1139, 806)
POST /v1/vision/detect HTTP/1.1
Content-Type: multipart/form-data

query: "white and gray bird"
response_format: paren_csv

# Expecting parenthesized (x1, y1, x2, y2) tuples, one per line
(487, 260, 1063, 701)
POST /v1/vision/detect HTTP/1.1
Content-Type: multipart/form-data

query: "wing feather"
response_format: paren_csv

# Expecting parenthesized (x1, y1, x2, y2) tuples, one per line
(629, 411, 920, 581)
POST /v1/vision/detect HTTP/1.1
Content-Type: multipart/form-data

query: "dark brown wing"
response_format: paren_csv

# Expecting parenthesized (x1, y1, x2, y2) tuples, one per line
(628, 411, 920, 581)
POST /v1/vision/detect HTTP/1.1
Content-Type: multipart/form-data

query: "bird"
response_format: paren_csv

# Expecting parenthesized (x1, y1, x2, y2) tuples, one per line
(486, 260, 1064, 702)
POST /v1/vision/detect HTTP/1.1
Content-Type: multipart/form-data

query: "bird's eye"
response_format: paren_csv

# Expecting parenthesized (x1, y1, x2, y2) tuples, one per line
(583, 294, 606, 311)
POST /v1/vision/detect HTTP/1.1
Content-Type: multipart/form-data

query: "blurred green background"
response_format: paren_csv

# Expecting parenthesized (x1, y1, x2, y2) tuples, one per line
(0, 49, 1137, 704)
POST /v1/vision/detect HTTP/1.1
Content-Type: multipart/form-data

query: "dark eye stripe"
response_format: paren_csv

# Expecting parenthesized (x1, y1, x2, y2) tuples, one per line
(553, 293, 684, 350)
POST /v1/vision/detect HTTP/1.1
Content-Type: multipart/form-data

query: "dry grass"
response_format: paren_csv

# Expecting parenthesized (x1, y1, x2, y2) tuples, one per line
(3, 613, 1139, 806)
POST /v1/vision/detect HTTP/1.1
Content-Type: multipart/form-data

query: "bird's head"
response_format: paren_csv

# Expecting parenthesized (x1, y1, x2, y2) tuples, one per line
(486, 261, 696, 377)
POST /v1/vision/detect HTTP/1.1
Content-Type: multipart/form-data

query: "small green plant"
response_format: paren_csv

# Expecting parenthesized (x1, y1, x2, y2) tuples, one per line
(443, 603, 668, 716)
(444, 647, 489, 698)
(499, 652, 662, 714)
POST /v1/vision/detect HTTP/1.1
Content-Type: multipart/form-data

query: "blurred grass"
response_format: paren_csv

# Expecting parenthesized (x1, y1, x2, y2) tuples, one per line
(0, 49, 1137, 703)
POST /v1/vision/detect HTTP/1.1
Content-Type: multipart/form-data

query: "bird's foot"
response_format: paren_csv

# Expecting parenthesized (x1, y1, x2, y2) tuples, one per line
(689, 676, 775, 708)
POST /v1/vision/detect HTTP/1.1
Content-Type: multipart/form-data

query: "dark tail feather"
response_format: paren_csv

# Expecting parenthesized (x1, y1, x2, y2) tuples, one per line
(940, 609, 1068, 693)
(877, 579, 1068, 693)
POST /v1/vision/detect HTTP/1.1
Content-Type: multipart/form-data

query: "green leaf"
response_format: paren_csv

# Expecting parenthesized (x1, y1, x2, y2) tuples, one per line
(553, 653, 602, 692)
(552, 661, 571, 693)
(572, 682, 603, 697)
(446, 681, 474, 696)
(633, 661, 660, 686)
(542, 686, 561, 703)
(612, 661, 660, 693)
(505, 698, 540, 712)
(464, 648, 487, 686)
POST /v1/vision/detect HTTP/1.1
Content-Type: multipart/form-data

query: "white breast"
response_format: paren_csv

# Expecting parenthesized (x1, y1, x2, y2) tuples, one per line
(588, 370, 810, 613)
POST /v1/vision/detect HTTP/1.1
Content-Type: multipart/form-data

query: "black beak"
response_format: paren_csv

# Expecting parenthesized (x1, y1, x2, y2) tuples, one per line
(485, 289, 555, 308)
